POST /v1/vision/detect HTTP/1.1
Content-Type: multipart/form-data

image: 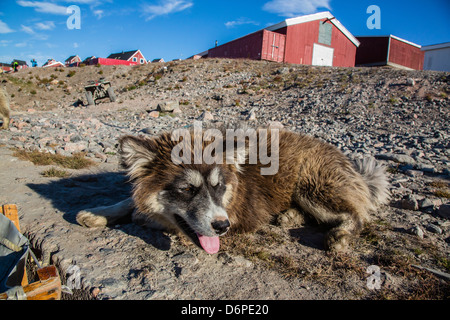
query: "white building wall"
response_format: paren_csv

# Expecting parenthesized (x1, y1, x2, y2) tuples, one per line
(422, 43, 450, 72)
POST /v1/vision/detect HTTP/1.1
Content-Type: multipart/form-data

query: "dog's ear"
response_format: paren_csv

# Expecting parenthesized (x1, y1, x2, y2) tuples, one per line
(119, 135, 156, 179)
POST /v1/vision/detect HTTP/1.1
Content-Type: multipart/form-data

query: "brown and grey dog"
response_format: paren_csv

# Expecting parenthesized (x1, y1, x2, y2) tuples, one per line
(0, 87, 10, 130)
(77, 128, 389, 253)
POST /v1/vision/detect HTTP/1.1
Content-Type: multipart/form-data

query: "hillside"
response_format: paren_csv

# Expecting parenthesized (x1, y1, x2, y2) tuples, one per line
(0, 58, 449, 300)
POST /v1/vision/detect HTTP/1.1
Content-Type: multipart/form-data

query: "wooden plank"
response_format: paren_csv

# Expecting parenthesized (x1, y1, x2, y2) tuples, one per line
(1, 204, 28, 286)
(1, 204, 20, 232)
(0, 266, 61, 300)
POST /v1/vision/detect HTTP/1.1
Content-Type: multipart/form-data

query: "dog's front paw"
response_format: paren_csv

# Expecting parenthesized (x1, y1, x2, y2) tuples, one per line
(76, 210, 108, 228)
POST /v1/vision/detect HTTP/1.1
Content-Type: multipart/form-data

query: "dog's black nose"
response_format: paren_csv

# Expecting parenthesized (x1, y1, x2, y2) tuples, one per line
(211, 219, 230, 235)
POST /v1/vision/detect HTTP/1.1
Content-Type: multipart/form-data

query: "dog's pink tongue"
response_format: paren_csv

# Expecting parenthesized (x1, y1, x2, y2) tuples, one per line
(196, 233, 220, 254)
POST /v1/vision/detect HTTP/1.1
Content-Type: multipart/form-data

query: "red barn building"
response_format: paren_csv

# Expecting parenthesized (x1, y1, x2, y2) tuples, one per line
(207, 12, 360, 67)
(355, 35, 424, 70)
(107, 50, 147, 64)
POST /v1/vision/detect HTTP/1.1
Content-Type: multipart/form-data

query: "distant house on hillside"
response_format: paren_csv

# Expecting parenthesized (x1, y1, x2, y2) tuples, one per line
(107, 50, 146, 64)
(204, 11, 360, 67)
(355, 35, 424, 70)
(42, 59, 65, 68)
(11, 59, 28, 70)
(0, 63, 12, 73)
(151, 58, 165, 63)
(421, 42, 450, 72)
(82, 56, 96, 65)
(188, 51, 208, 60)
(65, 55, 81, 67)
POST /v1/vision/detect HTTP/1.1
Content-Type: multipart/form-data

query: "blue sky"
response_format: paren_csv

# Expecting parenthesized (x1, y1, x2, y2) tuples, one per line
(0, 0, 449, 66)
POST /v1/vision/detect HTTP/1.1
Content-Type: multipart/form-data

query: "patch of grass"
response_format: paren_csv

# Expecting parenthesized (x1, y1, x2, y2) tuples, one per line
(13, 149, 94, 169)
(435, 190, 450, 198)
(389, 97, 398, 105)
(67, 70, 76, 78)
(435, 256, 450, 272)
(428, 181, 450, 198)
(386, 165, 399, 174)
(41, 167, 70, 178)
(425, 93, 434, 102)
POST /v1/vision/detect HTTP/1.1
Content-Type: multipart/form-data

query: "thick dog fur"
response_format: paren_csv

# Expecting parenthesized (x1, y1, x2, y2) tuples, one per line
(0, 87, 10, 130)
(77, 129, 389, 252)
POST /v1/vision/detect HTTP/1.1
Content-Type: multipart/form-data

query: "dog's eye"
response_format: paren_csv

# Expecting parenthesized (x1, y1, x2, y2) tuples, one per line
(180, 185, 197, 194)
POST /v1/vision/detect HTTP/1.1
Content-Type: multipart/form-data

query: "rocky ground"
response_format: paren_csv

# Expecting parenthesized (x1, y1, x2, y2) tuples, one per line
(0, 58, 449, 300)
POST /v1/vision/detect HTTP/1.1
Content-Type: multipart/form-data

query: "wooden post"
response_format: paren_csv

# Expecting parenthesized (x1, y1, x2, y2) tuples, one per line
(1, 204, 62, 300)
(1, 204, 28, 286)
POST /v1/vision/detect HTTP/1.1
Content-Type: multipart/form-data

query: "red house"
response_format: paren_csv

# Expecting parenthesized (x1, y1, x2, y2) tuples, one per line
(107, 50, 147, 64)
(65, 55, 81, 67)
(0, 63, 12, 73)
(355, 35, 424, 70)
(207, 12, 360, 67)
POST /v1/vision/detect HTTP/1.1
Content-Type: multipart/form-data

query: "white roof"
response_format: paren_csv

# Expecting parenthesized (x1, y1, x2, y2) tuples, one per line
(421, 42, 450, 51)
(43, 61, 64, 68)
(390, 35, 421, 48)
(266, 11, 360, 47)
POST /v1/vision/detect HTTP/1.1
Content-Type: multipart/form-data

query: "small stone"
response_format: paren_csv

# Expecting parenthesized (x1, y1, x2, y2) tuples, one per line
(90, 287, 101, 298)
(157, 101, 179, 112)
(276, 67, 290, 75)
(425, 224, 442, 234)
(401, 194, 419, 211)
(148, 111, 159, 118)
(415, 163, 436, 173)
(437, 204, 450, 219)
(246, 108, 257, 121)
(197, 111, 214, 121)
(406, 78, 415, 86)
(64, 141, 87, 153)
(405, 170, 423, 178)
(375, 153, 416, 165)
(408, 225, 424, 239)
(419, 198, 434, 209)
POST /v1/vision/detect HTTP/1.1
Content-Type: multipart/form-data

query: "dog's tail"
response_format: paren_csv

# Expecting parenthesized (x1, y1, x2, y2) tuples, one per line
(354, 157, 390, 208)
(76, 198, 134, 228)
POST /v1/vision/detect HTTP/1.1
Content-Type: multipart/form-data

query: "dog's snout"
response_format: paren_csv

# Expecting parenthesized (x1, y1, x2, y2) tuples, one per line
(211, 219, 230, 235)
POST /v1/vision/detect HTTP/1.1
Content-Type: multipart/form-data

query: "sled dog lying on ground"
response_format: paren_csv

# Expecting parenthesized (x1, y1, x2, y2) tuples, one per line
(0, 87, 10, 130)
(77, 126, 389, 253)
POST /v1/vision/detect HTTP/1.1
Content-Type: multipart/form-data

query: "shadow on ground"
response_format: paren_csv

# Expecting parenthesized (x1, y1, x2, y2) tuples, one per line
(27, 171, 172, 251)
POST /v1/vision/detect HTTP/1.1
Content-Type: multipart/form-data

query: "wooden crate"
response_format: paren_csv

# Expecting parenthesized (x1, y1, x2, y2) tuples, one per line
(0, 204, 61, 300)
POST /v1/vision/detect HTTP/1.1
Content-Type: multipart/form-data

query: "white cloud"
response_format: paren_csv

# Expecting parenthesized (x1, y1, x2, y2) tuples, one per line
(16, 1, 69, 15)
(35, 21, 55, 30)
(225, 18, 259, 29)
(0, 19, 14, 33)
(0, 40, 12, 47)
(142, 0, 193, 20)
(15, 42, 28, 47)
(20, 24, 49, 40)
(262, 0, 331, 17)
(93, 9, 104, 19)
(73, 42, 79, 48)
(21, 24, 35, 34)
